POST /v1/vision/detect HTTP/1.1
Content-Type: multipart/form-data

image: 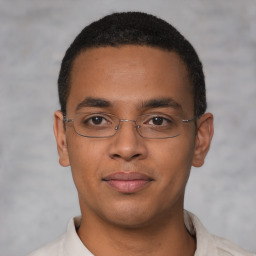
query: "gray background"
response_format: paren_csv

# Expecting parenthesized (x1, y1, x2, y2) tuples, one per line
(1, 0, 256, 255)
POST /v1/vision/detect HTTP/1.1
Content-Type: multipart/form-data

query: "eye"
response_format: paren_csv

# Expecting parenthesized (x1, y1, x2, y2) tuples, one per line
(147, 116, 172, 126)
(150, 116, 165, 125)
(90, 116, 105, 125)
(82, 114, 111, 126)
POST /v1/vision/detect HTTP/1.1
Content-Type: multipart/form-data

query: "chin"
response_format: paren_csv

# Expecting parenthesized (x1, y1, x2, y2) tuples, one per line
(100, 201, 162, 229)
(107, 214, 154, 229)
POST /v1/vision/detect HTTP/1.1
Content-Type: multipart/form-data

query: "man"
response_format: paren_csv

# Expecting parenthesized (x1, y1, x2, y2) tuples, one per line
(29, 12, 254, 256)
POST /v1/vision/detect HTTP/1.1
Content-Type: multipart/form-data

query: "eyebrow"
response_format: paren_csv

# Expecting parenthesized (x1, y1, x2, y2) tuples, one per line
(140, 98, 182, 110)
(76, 97, 112, 111)
(75, 96, 182, 112)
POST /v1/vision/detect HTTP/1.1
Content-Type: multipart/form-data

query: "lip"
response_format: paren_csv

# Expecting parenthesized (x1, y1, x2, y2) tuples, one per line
(102, 172, 153, 193)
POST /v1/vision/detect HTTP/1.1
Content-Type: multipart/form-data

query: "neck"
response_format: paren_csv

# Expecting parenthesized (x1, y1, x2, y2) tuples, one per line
(77, 208, 196, 256)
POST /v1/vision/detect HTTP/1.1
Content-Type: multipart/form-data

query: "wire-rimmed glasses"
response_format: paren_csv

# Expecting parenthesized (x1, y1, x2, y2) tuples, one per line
(63, 112, 195, 139)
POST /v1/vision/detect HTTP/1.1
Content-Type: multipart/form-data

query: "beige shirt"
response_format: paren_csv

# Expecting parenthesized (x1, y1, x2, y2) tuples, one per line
(28, 211, 255, 256)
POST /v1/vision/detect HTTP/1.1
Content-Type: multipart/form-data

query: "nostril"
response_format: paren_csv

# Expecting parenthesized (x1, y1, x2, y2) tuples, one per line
(111, 153, 141, 160)
(112, 154, 121, 158)
(132, 154, 141, 159)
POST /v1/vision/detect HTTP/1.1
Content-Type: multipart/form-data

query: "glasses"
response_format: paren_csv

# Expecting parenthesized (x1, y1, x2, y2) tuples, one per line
(63, 112, 195, 139)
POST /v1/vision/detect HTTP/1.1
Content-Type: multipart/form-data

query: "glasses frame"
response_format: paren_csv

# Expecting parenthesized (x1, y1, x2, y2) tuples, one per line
(63, 113, 196, 139)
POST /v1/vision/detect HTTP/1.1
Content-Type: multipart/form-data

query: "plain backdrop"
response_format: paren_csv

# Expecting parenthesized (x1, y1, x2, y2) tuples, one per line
(0, 0, 256, 255)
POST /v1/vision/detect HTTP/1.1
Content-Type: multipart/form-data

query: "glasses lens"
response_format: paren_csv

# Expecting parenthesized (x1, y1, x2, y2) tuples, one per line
(73, 113, 119, 138)
(137, 114, 181, 138)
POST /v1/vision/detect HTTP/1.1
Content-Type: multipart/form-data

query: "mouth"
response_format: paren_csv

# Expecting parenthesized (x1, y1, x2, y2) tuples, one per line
(102, 172, 153, 193)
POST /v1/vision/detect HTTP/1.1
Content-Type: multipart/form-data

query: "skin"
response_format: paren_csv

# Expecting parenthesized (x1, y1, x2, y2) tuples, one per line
(54, 46, 214, 256)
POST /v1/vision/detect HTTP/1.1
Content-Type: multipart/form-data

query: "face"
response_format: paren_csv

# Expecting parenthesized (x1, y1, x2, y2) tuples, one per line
(54, 46, 213, 228)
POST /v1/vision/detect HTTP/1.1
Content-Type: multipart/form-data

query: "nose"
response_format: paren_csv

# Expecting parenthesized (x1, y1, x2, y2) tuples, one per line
(108, 120, 148, 161)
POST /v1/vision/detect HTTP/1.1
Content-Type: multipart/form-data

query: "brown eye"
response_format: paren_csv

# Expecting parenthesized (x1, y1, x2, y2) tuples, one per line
(82, 115, 110, 127)
(91, 116, 104, 125)
(147, 116, 172, 126)
(151, 117, 164, 125)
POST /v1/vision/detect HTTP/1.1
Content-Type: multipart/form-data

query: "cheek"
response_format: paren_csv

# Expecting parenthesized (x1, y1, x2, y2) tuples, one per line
(66, 136, 107, 193)
(151, 136, 194, 164)
(149, 137, 195, 188)
(145, 138, 195, 212)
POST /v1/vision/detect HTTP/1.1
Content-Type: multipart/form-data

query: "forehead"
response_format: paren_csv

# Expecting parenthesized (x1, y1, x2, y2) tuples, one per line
(68, 46, 193, 115)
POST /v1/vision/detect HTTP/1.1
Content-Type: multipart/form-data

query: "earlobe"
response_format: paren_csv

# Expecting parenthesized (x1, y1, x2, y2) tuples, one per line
(192, 113, 214, 167)
(53, 110, 70, 167)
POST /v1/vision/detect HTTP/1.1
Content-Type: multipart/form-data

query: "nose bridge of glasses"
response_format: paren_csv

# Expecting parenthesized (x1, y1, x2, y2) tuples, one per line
(115, 119, 140, 130)
(120, 119, 136, 123)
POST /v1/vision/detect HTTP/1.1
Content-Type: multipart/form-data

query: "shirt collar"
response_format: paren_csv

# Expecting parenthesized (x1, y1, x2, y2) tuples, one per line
(63, 211, 219, 256)
(184, 210, 219, 256)
(63, 216, 93, 256)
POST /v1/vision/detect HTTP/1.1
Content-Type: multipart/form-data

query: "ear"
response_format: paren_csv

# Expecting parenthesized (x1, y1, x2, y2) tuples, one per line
(192, 113, 214, 167)
(53, 110, 70, 167)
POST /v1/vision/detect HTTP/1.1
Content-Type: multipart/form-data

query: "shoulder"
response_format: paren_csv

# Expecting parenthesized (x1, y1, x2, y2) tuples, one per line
(27, 216, 90, 256)
(27, 234, 65, 256)
(213, 235, 255, 256)
(184, 210, 255, 256)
